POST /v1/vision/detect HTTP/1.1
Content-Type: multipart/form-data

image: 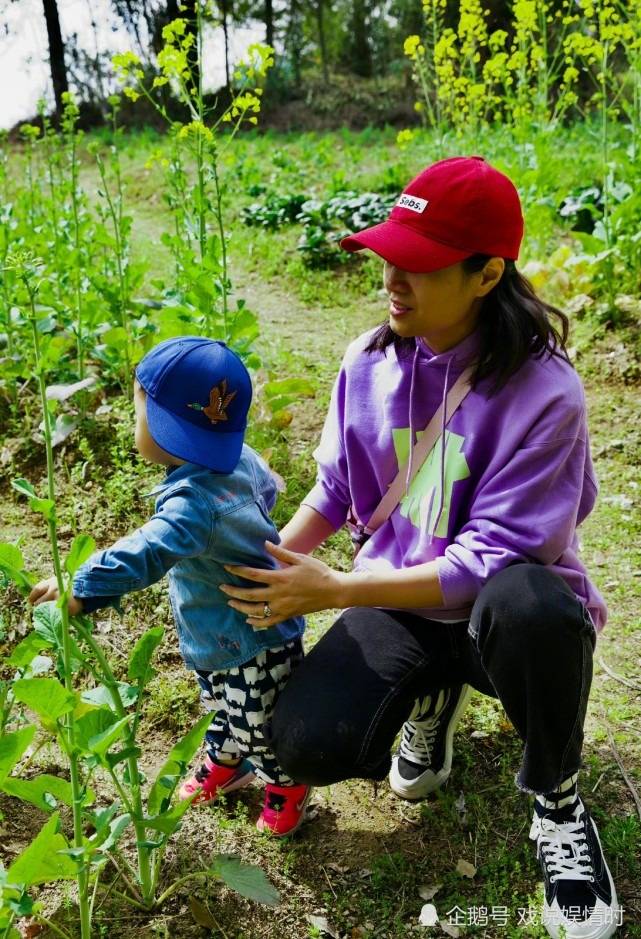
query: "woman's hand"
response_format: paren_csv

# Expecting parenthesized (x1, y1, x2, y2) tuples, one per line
(220, 542, 346, 629)
(28, 576, 84, 616)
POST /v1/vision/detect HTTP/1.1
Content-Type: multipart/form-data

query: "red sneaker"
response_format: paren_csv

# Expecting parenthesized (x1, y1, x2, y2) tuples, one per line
(256, 783, 312, 836)
(178, 755, 255, 805)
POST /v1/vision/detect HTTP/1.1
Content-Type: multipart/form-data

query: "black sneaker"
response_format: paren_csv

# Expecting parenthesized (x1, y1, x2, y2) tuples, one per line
(388, 685, 472, 800)
(530, 797, 622, 938)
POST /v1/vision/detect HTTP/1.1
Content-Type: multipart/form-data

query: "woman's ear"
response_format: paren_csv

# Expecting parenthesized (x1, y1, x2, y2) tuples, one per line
(477, 257, 505, 297)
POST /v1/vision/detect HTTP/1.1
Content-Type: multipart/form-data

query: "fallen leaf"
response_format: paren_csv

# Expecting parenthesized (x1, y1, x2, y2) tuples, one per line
(418, 883, 443, 901)
(455, 858, 476, 878)
(19, 922, 44, 938)
(189, 897, 216, 928)
(418, 903, 439, 926)
(440, 922, 461, 938)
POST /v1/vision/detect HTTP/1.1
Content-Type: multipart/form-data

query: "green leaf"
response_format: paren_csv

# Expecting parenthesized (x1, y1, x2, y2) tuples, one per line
(7, 631, 52, 668)
(64, 535, 96, 576)
(0, 543, 34, 592)
(28, 497, 56, 521)
(105, 745, 142, 769)
(7, 813, 77, 886)
(12, 678, 76, 722)
(263, 378, 315, 399)
(11, 478, 36, 499)
(147, 712, 211, 815)
(87, 715, 131, 757)
(33, 602, 84, 673)
(145, 796, 192, 835)
(211, 854, 280, 906)
(102, 326, 128, 351)
(81, 682, 138, 711)
(0, 727, 36, 781)
(75, 708, 119, 752)
(0, 543, 24, 571)
(100, 813, 131, 853)
(127, 626, 164, 684)
(0, 774, 73, 812)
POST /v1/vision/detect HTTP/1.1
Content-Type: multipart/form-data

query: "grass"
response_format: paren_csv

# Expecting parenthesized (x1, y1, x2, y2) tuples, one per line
(0, 123, 640, 937)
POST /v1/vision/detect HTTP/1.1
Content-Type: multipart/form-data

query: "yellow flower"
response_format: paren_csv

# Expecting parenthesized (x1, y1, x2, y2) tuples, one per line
(404, 35, 422, 59)
(123, 87, 141, 102)
(396, 128, 416, 148)
(178, 120, 214, 142)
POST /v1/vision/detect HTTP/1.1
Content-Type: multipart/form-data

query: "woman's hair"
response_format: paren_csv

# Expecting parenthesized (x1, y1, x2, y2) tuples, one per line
(365, 254, 570, 394)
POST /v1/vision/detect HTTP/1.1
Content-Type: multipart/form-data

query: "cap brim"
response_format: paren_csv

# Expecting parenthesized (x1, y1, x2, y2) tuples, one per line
(340, 220, 474, 273)
(146, 396, 244, 474)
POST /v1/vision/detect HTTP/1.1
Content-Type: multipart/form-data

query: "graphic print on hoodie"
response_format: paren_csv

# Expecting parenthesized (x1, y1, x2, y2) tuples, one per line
(393, 427, 471, 539)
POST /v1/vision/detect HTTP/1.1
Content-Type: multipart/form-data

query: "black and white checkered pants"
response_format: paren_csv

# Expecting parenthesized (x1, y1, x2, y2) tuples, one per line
(195, 639, 304, 786)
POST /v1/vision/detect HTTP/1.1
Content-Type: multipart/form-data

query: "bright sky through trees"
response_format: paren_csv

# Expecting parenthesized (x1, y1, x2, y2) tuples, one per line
(0, 0, 263, 129)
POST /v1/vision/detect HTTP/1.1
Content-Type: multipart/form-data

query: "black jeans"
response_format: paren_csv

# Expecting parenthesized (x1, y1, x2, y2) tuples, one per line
(269, 564, 597, 795)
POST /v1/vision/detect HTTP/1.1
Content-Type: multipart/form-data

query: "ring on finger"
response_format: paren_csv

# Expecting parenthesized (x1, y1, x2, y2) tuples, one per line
(263, 602, 272, 618)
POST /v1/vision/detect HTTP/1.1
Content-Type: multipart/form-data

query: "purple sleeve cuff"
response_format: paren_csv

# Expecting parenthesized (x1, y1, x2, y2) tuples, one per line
(436, 555, 480, 609)
(302, 481, 349, 531)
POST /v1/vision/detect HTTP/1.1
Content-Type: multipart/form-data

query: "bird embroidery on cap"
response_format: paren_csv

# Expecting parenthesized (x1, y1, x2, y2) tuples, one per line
(188, 380, 237, 423)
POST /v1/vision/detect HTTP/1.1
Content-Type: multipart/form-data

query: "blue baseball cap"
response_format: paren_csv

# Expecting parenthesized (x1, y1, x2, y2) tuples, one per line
(135, 336, 252, 473)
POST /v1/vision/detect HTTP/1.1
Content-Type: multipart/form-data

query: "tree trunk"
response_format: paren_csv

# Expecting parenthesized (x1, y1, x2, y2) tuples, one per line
(42, 0, 69, 117)
(350, 0, 372, 78)
(220, 0, 230, 89)
(264, 0, 274, 48)
(288, 0, 303, 88)
(315, 0, 328, 83)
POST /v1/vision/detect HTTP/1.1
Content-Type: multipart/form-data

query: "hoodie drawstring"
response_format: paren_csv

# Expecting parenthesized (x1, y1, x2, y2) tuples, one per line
(405, 343, 421, 495)
(431, 355, 452, 542)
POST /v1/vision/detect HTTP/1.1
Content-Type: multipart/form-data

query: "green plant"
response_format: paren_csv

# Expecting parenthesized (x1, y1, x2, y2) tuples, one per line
(0, 252, 281, 937)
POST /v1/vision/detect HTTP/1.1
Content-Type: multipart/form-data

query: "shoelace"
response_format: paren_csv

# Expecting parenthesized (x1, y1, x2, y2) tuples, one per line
(399, 717, 440, 763)
(400, 691, 449, 763)
(530, 806, 594, 884)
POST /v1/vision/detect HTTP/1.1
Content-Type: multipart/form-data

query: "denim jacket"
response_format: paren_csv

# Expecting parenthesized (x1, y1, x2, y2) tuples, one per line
(72, 447, 305, 671)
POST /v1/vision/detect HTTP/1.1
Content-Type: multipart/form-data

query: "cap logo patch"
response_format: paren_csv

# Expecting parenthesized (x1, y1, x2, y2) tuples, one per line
(188, 380, 237, 423)
(397, 194, 428, 214)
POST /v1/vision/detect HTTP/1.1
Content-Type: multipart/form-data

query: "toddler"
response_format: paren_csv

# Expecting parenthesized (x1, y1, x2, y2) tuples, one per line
(29, 336, 311, 836)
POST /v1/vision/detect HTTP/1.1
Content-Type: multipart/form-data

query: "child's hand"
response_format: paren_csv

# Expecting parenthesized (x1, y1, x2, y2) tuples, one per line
(28, 576, 84, 616)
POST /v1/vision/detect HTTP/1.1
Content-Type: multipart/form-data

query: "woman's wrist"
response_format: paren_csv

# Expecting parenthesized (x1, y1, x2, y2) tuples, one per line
(331, 563, 444, 611)
(332, 570, 369, 609)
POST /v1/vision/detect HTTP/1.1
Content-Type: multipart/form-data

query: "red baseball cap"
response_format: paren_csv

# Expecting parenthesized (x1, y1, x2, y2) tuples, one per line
(340, 155, 524, 273)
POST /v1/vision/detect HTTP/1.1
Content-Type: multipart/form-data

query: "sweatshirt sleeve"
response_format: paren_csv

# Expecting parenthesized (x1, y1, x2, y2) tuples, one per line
(302, 362, 352, 530)
(437, 397, 595, 609)
(72, 487, 212, 602)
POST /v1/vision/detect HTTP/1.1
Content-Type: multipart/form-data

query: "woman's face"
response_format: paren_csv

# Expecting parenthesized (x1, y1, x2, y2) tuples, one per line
(383, 258, 504, 352)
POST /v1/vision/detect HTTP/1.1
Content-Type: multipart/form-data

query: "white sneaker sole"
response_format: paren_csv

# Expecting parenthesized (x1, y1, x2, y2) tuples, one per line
(389, 685, 474, 801)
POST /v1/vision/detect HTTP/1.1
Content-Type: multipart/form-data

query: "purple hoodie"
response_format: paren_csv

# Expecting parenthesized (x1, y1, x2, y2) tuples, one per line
(303, 327, 607, 630)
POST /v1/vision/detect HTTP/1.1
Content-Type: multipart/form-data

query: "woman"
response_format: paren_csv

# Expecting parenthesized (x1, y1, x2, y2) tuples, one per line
(221, 156, 619, 939)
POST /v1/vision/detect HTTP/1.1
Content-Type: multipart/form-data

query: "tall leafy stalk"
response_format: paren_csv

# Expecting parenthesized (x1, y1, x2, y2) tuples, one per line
(15, 253, 92, 939)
